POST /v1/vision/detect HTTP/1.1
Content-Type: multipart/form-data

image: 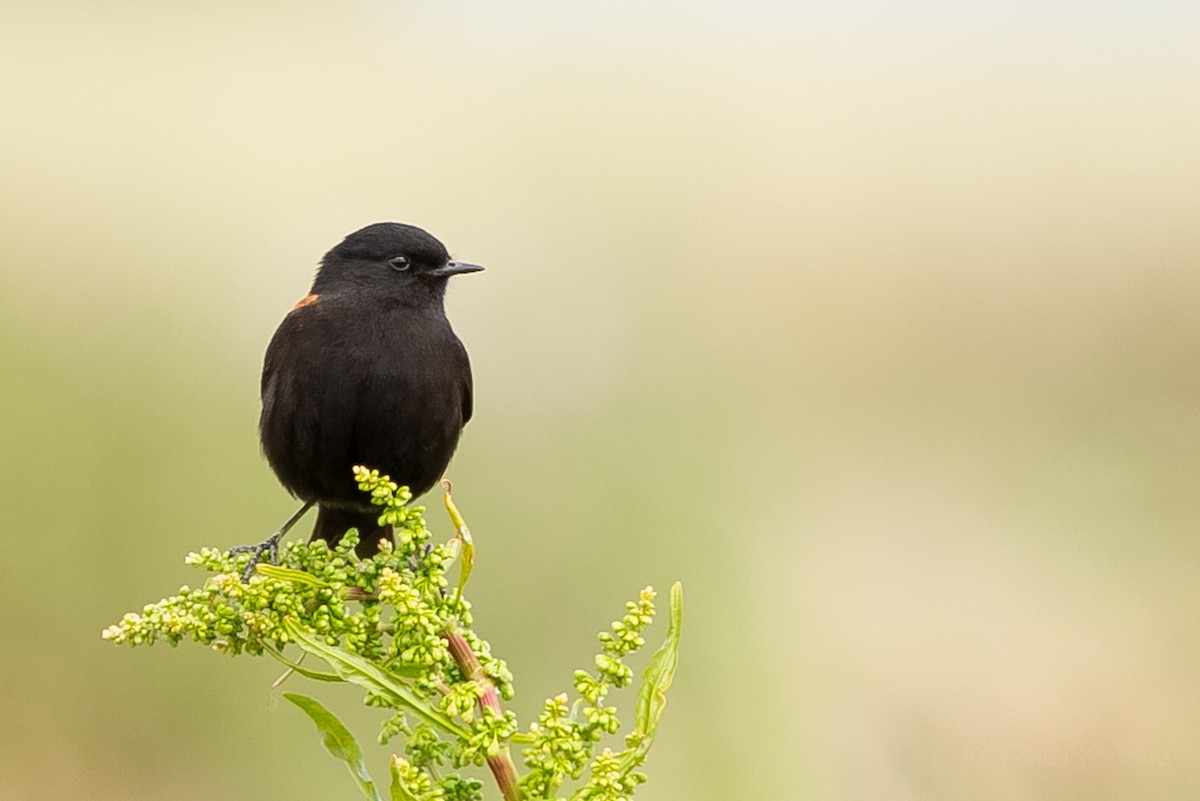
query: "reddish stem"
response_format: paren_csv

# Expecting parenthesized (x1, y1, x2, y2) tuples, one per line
(444, 629, 522, 801)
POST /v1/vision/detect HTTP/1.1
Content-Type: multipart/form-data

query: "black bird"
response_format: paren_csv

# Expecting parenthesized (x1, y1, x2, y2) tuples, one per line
(236, 222, 482, 571)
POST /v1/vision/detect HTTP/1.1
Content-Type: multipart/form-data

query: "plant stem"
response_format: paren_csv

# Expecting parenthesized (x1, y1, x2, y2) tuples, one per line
(444, 629, 522, 801)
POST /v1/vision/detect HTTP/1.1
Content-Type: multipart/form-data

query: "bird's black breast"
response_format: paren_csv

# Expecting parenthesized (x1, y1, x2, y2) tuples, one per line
(259, 293, 472, 509)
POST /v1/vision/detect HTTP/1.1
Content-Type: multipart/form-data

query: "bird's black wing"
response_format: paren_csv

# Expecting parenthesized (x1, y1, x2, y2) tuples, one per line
(455, 336, 473, 424)
(260, 299, 362, 502)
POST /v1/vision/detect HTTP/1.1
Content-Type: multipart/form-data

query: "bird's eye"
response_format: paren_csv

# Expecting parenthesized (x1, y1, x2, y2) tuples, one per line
(389, 256, 410, 272)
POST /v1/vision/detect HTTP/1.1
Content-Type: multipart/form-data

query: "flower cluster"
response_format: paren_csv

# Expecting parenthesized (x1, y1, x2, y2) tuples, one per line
(391, 757, 485, 801)
(103, 468, 680, 801)
(519, 588, 659, 800)
(102, 535, 373, 656)
(103, 470, 495, 787)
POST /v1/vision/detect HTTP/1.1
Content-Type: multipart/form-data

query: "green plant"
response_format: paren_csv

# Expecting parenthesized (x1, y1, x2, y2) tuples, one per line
(103, 467, 682, 801)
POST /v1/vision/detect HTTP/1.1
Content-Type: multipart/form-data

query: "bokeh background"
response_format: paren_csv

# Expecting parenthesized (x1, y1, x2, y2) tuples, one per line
(3, 2, 1199, 799)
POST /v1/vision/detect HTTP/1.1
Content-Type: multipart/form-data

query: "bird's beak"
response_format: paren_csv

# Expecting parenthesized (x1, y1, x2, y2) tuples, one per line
(430, 261, 485, 277)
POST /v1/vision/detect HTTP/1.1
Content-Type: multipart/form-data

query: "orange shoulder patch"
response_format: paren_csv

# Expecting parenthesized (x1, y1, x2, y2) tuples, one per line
(292, 292, 320, 310)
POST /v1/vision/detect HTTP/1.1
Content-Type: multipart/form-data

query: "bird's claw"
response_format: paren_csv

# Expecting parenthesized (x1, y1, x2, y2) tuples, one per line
(229, 532, 283, 582)
(229, 501, 315, 582)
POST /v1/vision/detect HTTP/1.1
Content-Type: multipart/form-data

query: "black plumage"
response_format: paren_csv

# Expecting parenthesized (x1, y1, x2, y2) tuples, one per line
(257, 222, 482, 557)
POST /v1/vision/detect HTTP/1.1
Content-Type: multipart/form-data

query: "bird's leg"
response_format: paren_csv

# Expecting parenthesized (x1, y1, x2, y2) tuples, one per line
(230, 500, 315, 582)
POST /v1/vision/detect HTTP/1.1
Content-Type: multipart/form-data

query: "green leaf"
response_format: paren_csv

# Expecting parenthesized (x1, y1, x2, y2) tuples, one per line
(441, 482, 474, 602)
(633, 582, 682, 739)
(285, 619, 469, 739)
(264, 644, 345, 682)
(255, 563, 332, 587)
(284, 692, 382, 801)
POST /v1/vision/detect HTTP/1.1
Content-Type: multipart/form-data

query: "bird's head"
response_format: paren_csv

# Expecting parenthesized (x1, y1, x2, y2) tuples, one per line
(312, 222, 483, 303)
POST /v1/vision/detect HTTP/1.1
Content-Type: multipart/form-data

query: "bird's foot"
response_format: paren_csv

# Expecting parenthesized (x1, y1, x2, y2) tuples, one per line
(229, 532, 283, 582)
(229, 500, 315, 582)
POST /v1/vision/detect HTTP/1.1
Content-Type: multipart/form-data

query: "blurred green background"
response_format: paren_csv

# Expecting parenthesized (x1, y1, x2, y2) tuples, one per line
(3, 2, 1199, 799)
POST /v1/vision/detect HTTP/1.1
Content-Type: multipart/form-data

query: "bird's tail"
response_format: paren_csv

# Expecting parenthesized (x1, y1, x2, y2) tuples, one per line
(310, 506, 393, 558)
